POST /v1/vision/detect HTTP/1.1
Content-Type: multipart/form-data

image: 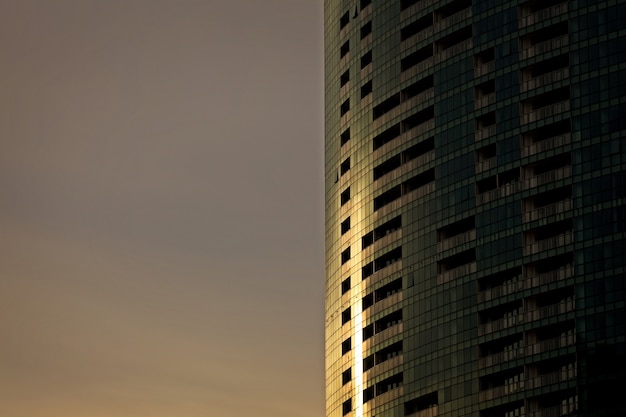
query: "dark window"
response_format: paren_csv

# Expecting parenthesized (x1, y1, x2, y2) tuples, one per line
(475, 144, 496, 166)
(361, 21, 372, 39)
(438, 249, 476, 273)
(363, 278, 403, 310)
(361, 51, 372, 68)
(475, 48, 495, 66)
(362, 233, 374, 249)
(341, 277, 351, 294)
(375, 341, 403, 365)
(402, 106, 434, 131)
(362, 262, 374, 279)
(362, 293, 374, 309)
(400, 45, 432, 72)
(340, 128, 350, 146)
(361, 80, 372, 98)
(340, 11, 349, 29)
(375, 278, 403, 302)
(373, 154, 401, 180)
(365, 309, 402, 337)
(340, 40, 349, 58)
(363, 323, 374, 340)
(340, 70, 350, 87)
(342, 399, 352, 416)
(374, 247, 402, 272)
(363, 216, 402, 248)
(401, 14, 433, 41)
(402, 75, 434, 99)
(341, 247, 351, 264)
(342, 368, 352, 385)
(435, 25, 472, 52)
(400, 0, 420, 11)
(405, 392, 438, 415)
(402, 168, 434, 193)
(438, 216, 475, 241)
(360, 0, 371, 8)
(340, 99, 350, 116)
(372, 123, 401, 150)
(376, 372, 403, 395)
(340, 158, 351, 175)
(341, 187, 351, 205)
(403, 136, 434, 161)
(341, 217, 351, 235)
(374, 185, 401, 211)
(342, 338, 351, 354)
(476, 111, 496, 130)
(341, 307, 351, 324)
(373, 93, 401, 119)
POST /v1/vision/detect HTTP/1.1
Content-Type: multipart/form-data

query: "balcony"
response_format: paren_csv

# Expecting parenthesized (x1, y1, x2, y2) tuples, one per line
(374, 153, 435, 188)
(436, 38, 473, 63)
(475, 93, 496, 109)
(401, 26, 434, 51)
(364, 354, 403, 380)
(520, 100, 570, 124)
(366, 385, 405, 408)
(520, 34, 569, 60)
(437, 261, 476, 284)
(373, 119, 435, 161)
(400, 0, 428, 21)
(526, 332, 576, 355)
(476, 181, 523, 205)
(479, 381, 525, 401)
(434, 8, 472, 31)
(404, 149, 436, 171)
(372, 89, 435, 130)
(437, 229, 476, 252)
(527, 265, 573, 287)
(402, 180, 435, 202)
(526, 298, 574, 321)
(401, 57, 434, 82)
(527, 403, 577, 417)
(366, 260, 403, 286)
(522, 133, 571, 157)
(406, 406, 438, 417)
(475, 125, 496, 141)
(361, 229, 402, 258)
(367, 292, 403, 317)
(524, 231, 573, 255)
(523, 165, 571, 189)
(525, 368, 577, 390)
(475, 156, 496, 173)
(475, 60, 495, 77)
(523, 199, 572, 222)
(363, 322, 403, 351)
(520, 67, 570, 92)
(519, 3, 568, 28)
(478, 279, 524, 303)
(478, 313, 524, 336)
(479, 346, 525, 368)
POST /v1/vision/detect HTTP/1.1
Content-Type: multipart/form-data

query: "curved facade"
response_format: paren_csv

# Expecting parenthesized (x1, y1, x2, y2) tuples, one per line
(325, 1, 626, 417)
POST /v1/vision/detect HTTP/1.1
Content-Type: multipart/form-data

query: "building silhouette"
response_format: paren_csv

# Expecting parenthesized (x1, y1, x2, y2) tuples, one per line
(324, 1, 626, 417)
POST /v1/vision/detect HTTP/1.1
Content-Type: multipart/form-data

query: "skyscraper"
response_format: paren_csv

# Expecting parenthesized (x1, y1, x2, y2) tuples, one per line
(324, 1, 626, 417)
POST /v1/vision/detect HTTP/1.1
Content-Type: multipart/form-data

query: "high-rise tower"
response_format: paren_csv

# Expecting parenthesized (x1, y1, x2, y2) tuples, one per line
(324, 1, 626, 417)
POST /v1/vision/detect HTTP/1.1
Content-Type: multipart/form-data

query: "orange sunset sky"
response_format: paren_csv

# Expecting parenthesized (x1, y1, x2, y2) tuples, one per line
(0, 1, 324, 416)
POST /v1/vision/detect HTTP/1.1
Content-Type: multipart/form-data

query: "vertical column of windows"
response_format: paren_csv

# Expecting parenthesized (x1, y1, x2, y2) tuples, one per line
(473, 6, 577, 416)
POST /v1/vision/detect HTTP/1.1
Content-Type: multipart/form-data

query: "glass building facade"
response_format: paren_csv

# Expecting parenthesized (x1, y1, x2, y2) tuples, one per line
(324, 1, 626, 417)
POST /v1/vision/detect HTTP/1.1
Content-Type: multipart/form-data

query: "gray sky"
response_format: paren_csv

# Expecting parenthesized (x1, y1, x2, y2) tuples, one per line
(0, 1, 324, 416)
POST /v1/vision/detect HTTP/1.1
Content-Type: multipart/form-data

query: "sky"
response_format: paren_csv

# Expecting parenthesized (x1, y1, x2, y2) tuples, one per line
(0, 1, 324, 416)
